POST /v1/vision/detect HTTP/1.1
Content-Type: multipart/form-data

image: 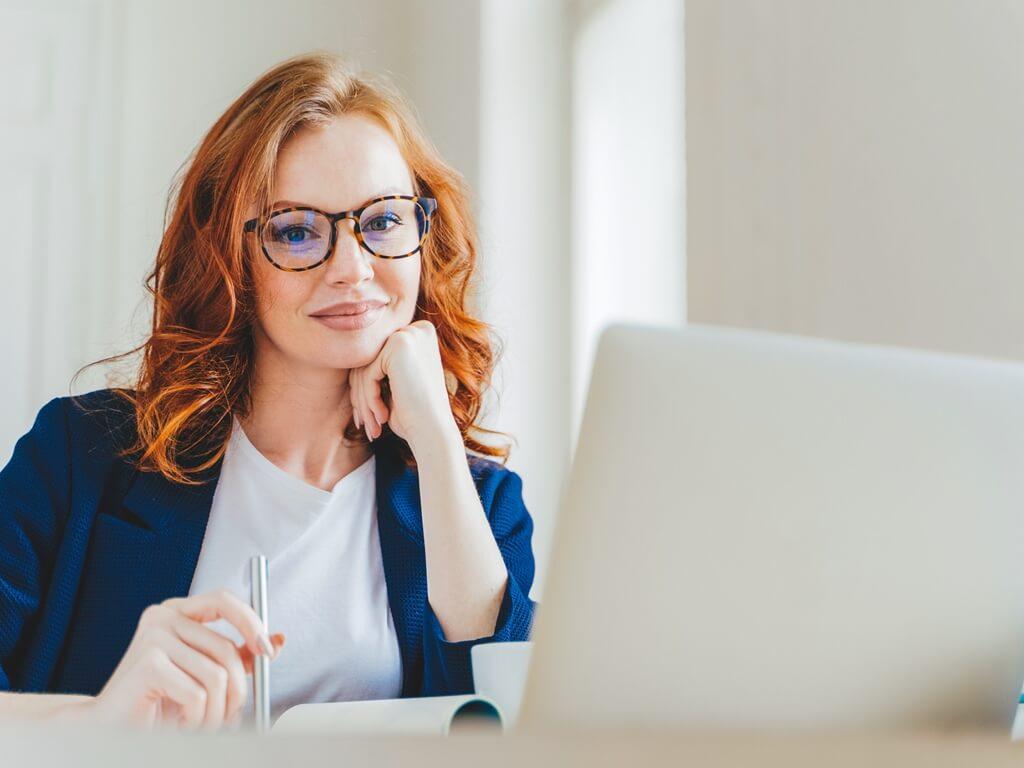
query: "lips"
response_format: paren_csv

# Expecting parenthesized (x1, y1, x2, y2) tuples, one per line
(310, 299, 388, 317)
(312, 305, 385, 331)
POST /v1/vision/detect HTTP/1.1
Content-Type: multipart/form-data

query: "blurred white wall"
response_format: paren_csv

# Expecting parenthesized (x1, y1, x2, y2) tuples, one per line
(0, 0, 687, 600)
(477, 0, 572, 597)
(0, 3, 119, 447)
(570, 0, 687, 449)
(478, 0, 686, 593)
(687, 0, 1024, 362)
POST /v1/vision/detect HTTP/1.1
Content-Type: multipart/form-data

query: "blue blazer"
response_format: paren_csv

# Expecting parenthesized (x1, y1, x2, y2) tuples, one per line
(0, 389, 536, 698)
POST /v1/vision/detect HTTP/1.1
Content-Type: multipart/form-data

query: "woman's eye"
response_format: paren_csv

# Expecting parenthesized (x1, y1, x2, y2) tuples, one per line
(365, 214, 402, 232)
(273, 225, 320, 244)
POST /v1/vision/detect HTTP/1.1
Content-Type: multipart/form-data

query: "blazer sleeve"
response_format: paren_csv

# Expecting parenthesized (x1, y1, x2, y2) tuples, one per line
(0, 397, 72, 691)
(420, 466, 537, 696)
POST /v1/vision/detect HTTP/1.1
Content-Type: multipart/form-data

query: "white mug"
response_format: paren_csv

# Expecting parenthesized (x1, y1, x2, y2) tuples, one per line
(470, 641, 534, 729)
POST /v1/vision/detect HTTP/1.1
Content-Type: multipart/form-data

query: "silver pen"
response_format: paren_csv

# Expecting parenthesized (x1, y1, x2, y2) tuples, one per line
(249, 554, 270, 734)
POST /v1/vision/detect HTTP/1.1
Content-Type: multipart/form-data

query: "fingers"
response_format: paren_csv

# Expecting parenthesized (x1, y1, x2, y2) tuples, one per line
(156, 629, 229, 730)
(354, 370, 376, 441)
(237, 633, 286, 674)
(172, 620, 250, 725)
(352, 370, 364, 436)
(360, 375, 379, 440)
(161, 590, 274, 659)
(349, 362, 390, 441)
(139, 648, 208, 731)
(104, 595, 285, 733)
(352, 370, 368, 439)
(151, 628, 285, 732)
(368, 378, 389, 432)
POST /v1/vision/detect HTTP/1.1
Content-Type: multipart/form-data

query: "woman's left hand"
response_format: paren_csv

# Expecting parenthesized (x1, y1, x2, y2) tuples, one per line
(348, 319, 458, 451)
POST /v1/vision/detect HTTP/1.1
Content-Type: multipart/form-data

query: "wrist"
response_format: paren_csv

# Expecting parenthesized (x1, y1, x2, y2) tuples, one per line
(408, 416, 463, 457)
(50, 696, 96, 724)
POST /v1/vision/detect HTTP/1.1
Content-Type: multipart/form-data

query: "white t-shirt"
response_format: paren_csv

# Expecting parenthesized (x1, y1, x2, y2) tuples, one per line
(187, 416, 403, 724)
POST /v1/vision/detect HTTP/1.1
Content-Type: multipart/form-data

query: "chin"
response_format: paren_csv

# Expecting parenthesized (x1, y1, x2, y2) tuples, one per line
(314, 334, 387, 365)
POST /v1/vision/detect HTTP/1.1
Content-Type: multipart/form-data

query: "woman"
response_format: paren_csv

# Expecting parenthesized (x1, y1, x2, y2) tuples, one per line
(0, 51, 536, 730)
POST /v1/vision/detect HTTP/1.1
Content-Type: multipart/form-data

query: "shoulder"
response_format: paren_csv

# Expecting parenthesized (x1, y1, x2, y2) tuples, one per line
(1, 389, 132, 515)
(29, 388, 138, 461)
(62, 387, 134, 420)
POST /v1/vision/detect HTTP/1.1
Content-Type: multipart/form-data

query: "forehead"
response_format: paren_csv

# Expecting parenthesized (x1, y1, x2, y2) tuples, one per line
(271, 113, 414, 210)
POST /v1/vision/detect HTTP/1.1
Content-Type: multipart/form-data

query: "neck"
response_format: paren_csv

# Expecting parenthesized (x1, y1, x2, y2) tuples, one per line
(239, 352, 373, 492)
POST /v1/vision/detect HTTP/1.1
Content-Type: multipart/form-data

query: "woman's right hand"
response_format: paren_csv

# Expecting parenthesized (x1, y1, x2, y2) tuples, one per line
(84, 589, 285, 731)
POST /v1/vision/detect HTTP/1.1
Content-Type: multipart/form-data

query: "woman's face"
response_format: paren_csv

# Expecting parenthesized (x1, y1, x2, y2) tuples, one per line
(246, 113, 421, 374)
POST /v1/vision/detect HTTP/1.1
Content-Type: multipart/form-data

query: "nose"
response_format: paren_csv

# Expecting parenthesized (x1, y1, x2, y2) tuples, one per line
(322, 216, 374, 284)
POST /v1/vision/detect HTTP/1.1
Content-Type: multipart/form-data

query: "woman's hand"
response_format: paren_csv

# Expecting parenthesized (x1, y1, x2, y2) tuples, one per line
(82, 589, 285, 731)
(349, 320, 459, 451)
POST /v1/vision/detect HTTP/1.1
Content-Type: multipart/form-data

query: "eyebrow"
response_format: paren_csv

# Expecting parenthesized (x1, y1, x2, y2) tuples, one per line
(268, 185, 413, 211)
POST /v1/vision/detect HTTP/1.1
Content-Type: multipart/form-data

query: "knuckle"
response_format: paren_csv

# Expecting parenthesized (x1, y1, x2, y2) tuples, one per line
(217, 588, 246, 612)
(160, 596, 183, 612)
(190, 686, 207, 707)
(216, 634, 239, 662)
(133, 625, 157, 648)
(138, 604, 161, 626)
(213, 666, 229, 689)
(206, 631, 231, 659)
(141, 647, 165, 675)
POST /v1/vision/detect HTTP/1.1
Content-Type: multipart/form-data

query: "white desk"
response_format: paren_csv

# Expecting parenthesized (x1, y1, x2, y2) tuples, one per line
(3, 721, 1023, 768)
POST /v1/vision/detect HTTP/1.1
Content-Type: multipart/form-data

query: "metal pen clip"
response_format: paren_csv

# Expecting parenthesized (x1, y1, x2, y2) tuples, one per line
(249, 554, 270, 734)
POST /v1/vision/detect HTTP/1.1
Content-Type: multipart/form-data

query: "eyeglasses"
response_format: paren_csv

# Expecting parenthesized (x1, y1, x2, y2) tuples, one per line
(243, 195, 438, 272)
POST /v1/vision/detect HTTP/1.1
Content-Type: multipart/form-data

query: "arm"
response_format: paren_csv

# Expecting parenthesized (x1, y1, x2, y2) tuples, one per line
(0, 692, 93, 721)
(412, 429, 536, 695)
(414, 428, 512, 641)
(0, 397, 73, 714)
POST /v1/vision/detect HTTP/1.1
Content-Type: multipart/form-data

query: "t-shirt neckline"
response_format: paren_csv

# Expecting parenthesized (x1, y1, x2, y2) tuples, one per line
(230, 415, 375, 504)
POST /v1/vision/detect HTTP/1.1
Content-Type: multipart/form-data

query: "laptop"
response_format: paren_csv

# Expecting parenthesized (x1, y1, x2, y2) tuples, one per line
(518, 322, 1024, 731)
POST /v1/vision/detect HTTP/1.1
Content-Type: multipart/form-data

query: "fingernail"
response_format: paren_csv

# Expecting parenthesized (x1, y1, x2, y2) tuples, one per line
(258, 633, 274, 656)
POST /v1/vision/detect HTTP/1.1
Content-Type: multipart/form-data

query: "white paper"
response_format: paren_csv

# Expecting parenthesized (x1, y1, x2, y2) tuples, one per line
(271, 694, 504, 735)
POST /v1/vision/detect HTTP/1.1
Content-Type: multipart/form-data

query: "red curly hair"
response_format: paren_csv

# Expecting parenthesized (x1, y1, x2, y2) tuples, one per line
(72, 50, 514, 485)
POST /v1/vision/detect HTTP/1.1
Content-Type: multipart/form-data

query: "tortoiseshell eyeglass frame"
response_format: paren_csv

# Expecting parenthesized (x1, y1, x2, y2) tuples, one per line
(243, 194, 438, 272)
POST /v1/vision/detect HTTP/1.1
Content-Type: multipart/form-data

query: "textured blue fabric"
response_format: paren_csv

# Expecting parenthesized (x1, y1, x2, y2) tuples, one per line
(0, 389, 536, 698)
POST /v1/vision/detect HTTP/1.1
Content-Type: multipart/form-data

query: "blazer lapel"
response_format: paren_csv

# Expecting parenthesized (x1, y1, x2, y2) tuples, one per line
(119, 456, 224, 601)
(374, 433, 429, 696)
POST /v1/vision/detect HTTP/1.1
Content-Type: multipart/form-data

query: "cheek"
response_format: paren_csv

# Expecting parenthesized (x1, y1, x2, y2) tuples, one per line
(392, 260, 422, 311)
(255, 269, 304, 325)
